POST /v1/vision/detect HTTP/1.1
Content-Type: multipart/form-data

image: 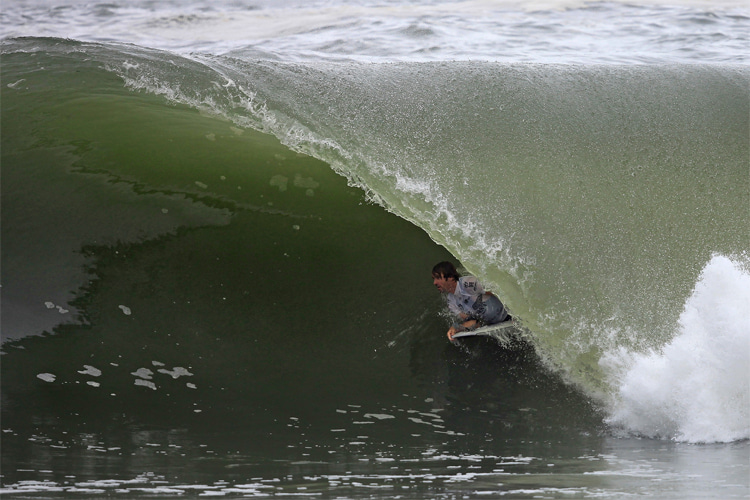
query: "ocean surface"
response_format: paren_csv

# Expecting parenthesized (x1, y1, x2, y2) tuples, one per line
(1, 0, 749, 497)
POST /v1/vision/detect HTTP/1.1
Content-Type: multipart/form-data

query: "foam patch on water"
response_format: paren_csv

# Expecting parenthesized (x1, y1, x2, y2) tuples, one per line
(132, 368, 154, 379)
(602, 254, 750, 443)
(134, 379, 157, 390)
(157, 367, 194, 378)
(78, 365, 102, 377)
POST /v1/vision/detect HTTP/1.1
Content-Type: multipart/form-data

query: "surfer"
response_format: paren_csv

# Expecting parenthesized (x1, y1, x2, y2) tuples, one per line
(432, 261, 510, 341)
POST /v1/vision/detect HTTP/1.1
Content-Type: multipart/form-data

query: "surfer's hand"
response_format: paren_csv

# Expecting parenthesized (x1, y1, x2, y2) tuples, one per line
(447, 327, 458, 341)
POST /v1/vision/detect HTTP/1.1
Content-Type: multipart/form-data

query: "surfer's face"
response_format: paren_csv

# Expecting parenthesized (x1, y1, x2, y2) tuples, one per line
(433, 274, 456, 294)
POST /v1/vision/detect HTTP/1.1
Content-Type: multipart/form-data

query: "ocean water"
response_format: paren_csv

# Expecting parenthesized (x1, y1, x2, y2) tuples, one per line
(1, 0, 748, 497)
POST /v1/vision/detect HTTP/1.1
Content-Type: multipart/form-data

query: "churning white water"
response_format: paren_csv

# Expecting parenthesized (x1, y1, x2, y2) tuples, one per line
(603, 255, 750, 442)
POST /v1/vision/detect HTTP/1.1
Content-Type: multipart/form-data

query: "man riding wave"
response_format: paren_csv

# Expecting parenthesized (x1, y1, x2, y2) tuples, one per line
(432, 261, 511, 341)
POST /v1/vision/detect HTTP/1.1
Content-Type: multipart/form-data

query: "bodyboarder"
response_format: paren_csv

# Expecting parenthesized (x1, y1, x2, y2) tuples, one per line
(432, 261, 511, 341)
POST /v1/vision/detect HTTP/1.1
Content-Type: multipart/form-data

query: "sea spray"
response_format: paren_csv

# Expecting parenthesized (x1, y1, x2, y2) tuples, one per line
(601, 255, 750, 443)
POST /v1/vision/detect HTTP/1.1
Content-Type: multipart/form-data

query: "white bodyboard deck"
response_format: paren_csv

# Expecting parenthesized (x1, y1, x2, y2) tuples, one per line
(451, 320, 518, 344)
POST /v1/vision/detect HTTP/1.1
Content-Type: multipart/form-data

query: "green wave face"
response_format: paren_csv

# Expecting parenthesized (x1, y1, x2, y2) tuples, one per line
(3, 38, 749, 402)
(134, 49, 748, 396)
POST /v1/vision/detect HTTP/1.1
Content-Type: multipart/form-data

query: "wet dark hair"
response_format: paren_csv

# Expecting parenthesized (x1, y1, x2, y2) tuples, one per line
(432, 261, 460, 281)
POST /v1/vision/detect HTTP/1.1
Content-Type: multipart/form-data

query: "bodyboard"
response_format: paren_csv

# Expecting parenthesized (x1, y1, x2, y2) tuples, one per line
(451, 320, 518, 344)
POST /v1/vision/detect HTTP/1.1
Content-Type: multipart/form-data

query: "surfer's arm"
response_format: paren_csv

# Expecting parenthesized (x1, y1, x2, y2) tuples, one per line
(447, 318, 478, 341)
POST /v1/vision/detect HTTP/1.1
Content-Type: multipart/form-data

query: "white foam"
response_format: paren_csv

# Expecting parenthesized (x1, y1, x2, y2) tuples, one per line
(132, 368, 154, 379)
(157, 367, 194, 379)
(78, 365, 102, 377)
(363, 413, 395, 420)
(37, 373, 56, 382)
(7, 78, 26, 89)
(602, 255, 750, 443)
(134, 379, 157, 390)
(44, 301, 69, 314)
